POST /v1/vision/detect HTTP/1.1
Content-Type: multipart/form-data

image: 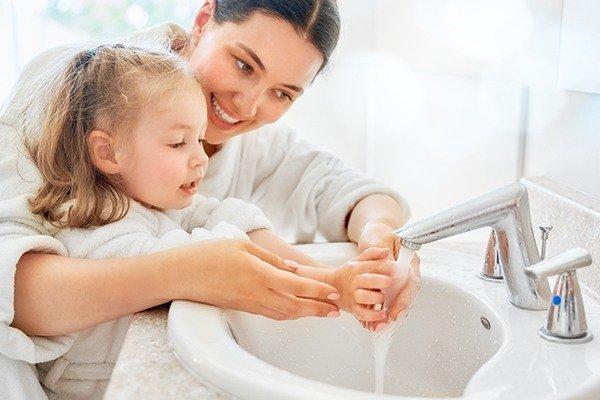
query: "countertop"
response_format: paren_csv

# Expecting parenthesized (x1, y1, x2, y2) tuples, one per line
(103, 304, 230, 400)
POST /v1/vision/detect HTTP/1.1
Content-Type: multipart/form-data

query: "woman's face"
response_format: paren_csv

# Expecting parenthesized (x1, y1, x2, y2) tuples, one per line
(184, 10, 324, 145)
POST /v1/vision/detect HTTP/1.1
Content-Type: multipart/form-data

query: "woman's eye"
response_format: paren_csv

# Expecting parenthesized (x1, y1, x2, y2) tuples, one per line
(170, 142, 185, 149)
(235, 58, 253, 74)
(275, 89, 293, 102)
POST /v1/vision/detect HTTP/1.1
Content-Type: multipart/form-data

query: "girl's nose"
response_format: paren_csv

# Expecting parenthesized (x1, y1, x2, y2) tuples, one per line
(190, 142, 209, 170)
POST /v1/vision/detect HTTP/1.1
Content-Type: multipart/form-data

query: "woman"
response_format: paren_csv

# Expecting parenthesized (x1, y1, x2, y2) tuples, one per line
(1, 0, 416, 397)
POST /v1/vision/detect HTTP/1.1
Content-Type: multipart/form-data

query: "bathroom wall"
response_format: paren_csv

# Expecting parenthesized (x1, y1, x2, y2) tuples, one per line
(3, 0, 598, 226)
(282, 0, 600, 224)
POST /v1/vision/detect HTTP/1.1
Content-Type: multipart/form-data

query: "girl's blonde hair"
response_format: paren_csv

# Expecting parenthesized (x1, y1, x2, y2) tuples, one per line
(25, 44, 201, 228)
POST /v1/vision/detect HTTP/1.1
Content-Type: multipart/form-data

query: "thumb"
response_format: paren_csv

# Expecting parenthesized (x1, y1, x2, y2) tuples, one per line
(353, 247, 390, 262)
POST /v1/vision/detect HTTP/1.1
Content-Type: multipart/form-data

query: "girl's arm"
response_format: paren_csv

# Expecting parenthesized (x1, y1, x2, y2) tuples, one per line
(12, 239, 339, 336)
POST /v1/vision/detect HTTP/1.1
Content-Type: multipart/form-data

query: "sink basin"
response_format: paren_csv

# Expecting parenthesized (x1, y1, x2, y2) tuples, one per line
(168, 242, 600, 399)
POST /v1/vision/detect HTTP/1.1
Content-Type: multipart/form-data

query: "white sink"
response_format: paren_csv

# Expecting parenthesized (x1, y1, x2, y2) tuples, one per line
(168, 242, 600, 399)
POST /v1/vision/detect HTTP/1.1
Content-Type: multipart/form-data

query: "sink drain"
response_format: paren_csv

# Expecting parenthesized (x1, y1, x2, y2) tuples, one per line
(480, 317, 491, 330)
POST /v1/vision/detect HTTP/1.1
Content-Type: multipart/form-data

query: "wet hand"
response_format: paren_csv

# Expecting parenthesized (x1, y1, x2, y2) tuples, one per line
(175, 238, 341, 320)
(295, 247, 395, 322)
(365, 251, 421, 331)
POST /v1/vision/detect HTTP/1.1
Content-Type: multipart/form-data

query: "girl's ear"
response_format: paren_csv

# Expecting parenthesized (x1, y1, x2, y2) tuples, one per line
(87, 130, 120, 175)
(190, 0, 215, 45)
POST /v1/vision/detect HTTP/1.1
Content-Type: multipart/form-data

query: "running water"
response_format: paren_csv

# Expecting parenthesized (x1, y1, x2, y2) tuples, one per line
(371, 246, 416, 394)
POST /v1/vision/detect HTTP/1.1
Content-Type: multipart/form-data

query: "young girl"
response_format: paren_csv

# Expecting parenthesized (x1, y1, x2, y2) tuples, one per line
(21, 44, 397, 398)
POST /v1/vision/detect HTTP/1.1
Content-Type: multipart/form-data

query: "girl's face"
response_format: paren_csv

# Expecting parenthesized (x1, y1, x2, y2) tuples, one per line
(115, 87, 209, 210)
(184, 10, 324, 145)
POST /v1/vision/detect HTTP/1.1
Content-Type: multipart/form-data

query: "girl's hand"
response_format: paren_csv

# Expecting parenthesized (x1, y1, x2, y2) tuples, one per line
(295, 247, 395, 322)
(171, 238, 341, 320)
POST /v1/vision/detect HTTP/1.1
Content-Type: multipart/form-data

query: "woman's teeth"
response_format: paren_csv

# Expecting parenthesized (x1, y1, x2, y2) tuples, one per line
(211, 95, 240, 124)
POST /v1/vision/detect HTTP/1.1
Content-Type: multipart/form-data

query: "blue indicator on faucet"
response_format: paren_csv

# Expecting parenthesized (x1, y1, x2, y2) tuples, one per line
(553, 295, 561, 305)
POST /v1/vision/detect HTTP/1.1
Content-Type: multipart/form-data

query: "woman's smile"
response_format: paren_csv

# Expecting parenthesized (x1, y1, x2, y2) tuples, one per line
(210, 94, 241, 126)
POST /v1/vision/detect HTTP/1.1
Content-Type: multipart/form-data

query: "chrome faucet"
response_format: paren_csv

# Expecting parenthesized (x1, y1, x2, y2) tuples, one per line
(394, 182, 551, 310)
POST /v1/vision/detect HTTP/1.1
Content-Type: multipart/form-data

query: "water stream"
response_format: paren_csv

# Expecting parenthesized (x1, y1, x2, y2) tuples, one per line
(371, 247, 415, 394)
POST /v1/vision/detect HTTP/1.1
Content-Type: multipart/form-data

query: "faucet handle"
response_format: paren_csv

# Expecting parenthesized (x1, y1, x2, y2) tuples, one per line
(525, 247, 591, 278)
(525, 248, 593, 344)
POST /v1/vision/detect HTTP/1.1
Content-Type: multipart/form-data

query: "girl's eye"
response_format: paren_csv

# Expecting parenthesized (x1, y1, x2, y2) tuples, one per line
(170, 141, 185, 149)
(275, 89, 293, 102)
(235, 58, 253, 74)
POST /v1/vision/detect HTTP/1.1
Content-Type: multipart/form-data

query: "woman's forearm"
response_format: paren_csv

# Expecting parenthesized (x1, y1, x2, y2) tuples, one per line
(12, 239, 341, 337)
(12, 252, 172, 336)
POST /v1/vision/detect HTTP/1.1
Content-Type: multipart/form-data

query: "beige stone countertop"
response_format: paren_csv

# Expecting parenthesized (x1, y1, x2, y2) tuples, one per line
(103, 304, 230, 400)
(103, 240, 486, 400)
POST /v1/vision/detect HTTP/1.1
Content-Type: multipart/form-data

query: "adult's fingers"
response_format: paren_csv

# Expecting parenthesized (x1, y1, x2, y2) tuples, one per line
(267, 290, 340, 319)
(352, 305, 387, 322)
(294, 264, 330, 282)
(245, 241, 297, 272)
(388, 271, 421, 321)
(265, 267, 338, 301)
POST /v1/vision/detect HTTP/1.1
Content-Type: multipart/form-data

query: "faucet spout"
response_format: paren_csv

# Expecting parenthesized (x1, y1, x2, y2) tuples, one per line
(394, 183, 551, 310)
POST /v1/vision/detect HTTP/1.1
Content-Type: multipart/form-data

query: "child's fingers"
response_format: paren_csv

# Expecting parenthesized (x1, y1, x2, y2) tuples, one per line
(352, 259, 395, 277)
(354, 273, 392, 290)
(354, 288, 385, 305)
(353, 247, 390, 262)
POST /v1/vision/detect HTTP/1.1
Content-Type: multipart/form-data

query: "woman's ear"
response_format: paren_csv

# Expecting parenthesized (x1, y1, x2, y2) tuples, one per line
(87, 130, 120, 175)
(191, 0, 215, 45)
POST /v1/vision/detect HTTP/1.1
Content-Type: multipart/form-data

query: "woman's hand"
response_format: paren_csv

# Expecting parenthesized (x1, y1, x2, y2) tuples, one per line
(365, 250, 421, 331)
(357, 219, 400, 260)
(347, 193, 409, 260)
(294, 247, 395, 322)
(169, 238, 341, 320)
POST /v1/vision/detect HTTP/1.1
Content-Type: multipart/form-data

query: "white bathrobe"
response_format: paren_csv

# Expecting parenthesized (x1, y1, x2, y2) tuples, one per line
(37, 195, 271, 400)
(0, 23, 407, 399)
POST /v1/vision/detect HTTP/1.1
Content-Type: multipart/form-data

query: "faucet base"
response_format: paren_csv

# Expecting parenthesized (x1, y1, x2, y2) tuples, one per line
(477, 272, 504, 283)
(538, 327, 593, 344)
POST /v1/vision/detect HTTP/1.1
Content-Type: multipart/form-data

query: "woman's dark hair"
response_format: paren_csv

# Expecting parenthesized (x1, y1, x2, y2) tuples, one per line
(213, 0, 340, 71)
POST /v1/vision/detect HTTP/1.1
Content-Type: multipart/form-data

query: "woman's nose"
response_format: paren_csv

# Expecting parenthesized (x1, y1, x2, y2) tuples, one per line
(232, 89, 261, 119)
